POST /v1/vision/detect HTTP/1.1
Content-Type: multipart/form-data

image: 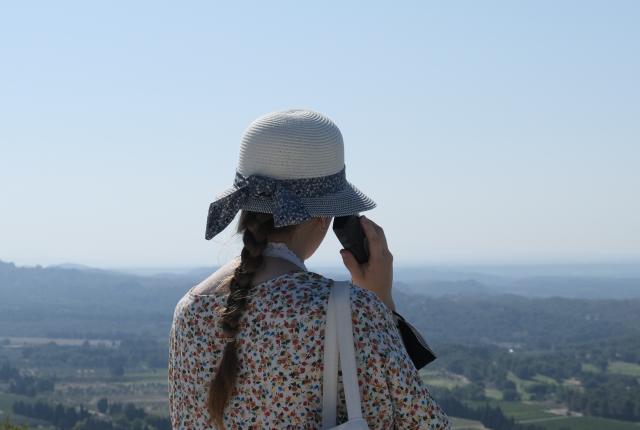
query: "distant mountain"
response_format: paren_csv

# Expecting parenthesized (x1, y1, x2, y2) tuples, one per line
(396, 279, 499, 297)
(391, 288, 640, 347)
(402, 275, 640, 299)
(106, 265, 217, 279)
(505, 276, 640, 299)
(5, 259, 640, 299)
(0, 259, 195, 339)
(1, 259, 640, 350)
(394, 262, 640, 280)
(322, 263, 640, 298)
(47, 262, 123, 275)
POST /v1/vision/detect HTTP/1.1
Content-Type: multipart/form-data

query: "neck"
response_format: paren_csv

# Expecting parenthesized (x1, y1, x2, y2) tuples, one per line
(264, 241, 308, 271)
(268, 239, 307, 262)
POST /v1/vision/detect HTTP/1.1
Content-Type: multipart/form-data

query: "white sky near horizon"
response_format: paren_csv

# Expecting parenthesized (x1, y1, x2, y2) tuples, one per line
(1, 1, 639, 269)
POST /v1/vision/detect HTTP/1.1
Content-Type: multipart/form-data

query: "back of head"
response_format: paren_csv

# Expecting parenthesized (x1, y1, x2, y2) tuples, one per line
(237, 109, 345, 179)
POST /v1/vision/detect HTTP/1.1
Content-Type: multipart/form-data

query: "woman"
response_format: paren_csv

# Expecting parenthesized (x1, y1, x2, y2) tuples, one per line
(168, 109, 451, 429)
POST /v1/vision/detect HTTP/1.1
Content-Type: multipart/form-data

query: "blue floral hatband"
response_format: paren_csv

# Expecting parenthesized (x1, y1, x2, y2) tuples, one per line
(205, 166, 347, 240)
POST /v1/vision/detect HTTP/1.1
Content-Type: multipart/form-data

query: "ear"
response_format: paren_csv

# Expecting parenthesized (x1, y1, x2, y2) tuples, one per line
(316, 216, 330, 228)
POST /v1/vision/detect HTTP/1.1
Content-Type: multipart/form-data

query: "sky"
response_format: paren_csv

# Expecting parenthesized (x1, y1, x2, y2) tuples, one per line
(1, 1, 639, 269)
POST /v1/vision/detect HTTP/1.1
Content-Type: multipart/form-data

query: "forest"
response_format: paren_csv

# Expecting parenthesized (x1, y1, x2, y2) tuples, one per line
(1, 260, 639, 429)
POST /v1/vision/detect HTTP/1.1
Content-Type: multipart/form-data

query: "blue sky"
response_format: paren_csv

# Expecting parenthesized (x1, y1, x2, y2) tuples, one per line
(1, 1, 638, 268)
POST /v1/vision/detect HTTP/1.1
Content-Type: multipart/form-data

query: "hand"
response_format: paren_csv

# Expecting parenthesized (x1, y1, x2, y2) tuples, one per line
(340, 215, 395, 311)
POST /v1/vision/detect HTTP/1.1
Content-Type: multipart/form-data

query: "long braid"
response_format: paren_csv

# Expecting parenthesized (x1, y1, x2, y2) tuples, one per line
(207, 210, 294, 428)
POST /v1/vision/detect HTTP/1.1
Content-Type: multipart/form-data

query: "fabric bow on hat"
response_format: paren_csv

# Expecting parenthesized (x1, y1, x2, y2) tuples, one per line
(205, 172, 313, 240)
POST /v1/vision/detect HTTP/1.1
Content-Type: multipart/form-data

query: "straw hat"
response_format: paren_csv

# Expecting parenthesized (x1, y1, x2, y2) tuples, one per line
(205, 109, 376, 240)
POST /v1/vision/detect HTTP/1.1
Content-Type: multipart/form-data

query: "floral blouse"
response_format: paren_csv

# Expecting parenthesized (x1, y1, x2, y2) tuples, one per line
(168, 268, 451, 429)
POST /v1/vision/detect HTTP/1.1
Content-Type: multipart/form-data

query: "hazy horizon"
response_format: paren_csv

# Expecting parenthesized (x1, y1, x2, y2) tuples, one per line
(5, 257, 640, 280)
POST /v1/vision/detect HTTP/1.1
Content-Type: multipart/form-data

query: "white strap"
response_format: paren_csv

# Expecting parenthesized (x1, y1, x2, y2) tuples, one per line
(335, 280, 364, 420)
(322, 281, 339, 428)
(322, 280, 364, 428)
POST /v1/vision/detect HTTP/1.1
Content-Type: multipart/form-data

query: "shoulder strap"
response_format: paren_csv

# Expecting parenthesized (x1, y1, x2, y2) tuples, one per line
(322, 280, 364, 428)
(322, 281, 339, 428)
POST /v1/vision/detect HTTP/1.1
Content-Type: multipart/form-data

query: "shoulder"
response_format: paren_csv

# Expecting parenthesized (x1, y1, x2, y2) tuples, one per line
(191, 256, 240, 295)
(170, 262, 238, 329)
(293, 271, 374, 300)
(253, 270, 382, 311)
(324, 276, 399, 359)
(307, 272, 392, 321)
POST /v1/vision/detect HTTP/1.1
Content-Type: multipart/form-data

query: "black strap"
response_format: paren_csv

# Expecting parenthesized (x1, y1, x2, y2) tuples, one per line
(392, 310, 436, 370)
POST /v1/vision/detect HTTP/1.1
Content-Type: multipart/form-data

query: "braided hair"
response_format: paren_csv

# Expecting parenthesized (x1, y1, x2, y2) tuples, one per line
(207, 210, 297, 428)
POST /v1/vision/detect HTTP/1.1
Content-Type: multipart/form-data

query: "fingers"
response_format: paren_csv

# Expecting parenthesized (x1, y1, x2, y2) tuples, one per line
(366, 217, 388, 250)
(360, 215, 389, 257)
(360, 215, 378, 243)
(340, 248, 363, 279)
(361, 218, 387, 253)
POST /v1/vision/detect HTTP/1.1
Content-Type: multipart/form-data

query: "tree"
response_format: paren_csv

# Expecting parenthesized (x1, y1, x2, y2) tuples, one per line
(123, 403, 145, 421)
(97, 398, 109, 414)
(108, 355, 125, 378)
(1, 415, 28, 430)
(71, 417, 113, 430)
(502, 388, 520, 401)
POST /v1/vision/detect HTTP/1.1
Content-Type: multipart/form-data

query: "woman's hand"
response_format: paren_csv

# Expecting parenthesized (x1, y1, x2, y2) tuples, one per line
(340, 215, 395, 312)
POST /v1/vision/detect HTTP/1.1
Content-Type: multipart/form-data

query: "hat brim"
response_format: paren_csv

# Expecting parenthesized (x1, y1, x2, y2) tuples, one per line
(233, 180, 377, 218)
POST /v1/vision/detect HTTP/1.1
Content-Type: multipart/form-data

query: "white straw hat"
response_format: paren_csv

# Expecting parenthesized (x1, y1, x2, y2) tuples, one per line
(205, 109, 376, 240)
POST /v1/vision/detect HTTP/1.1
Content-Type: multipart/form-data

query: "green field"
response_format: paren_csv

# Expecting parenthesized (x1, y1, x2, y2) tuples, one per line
(581, 362, 600, 374)
(0, 369, 170, 422)
(608, 361, 640, 377)
(418, 369, 640, 429)
(465, 399, 555, 421)
(484, 387, 502, 399)
(535, 416, 640, 429)
(120, 369, 168, 382)
(421, 370, 469, 389)
(581, 360, 640, 377)
(464, 398, 640, 429)
(532, 374, 558, 385)
(449, 416, 488, 429)
(506, 371, 537, 400)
